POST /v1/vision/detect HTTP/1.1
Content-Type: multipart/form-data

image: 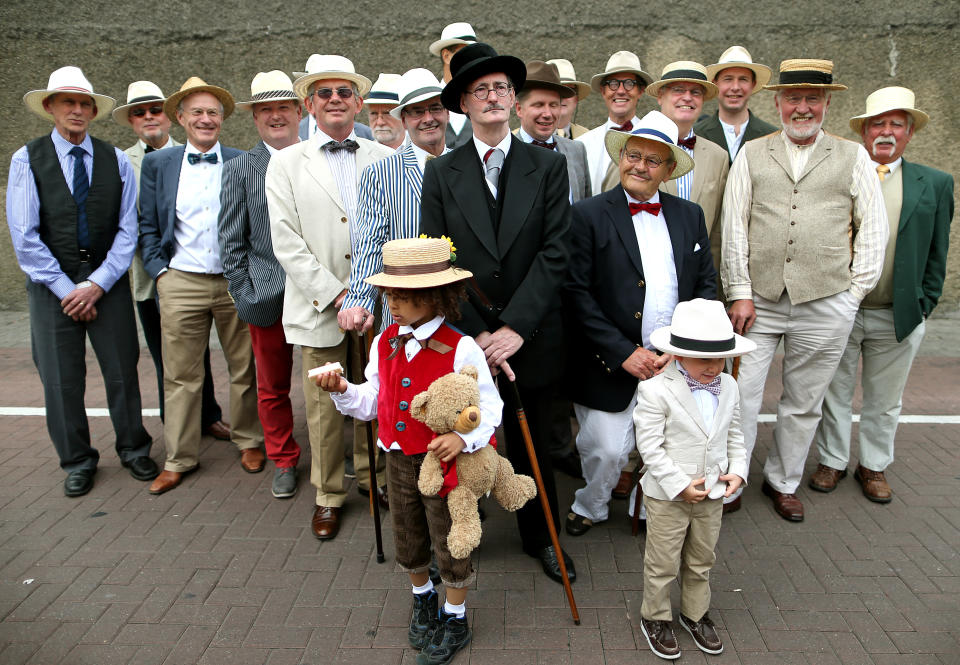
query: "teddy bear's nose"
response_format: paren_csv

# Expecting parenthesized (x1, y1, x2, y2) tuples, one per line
(468, 411, 478, 422)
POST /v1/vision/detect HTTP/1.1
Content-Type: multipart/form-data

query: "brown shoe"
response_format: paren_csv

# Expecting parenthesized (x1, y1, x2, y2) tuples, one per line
(611, 470, 633, 499)
(240, 448, 266, 473)
(204, 420, 231, 441)
(722, 496, 741, 514)
(311, 505, 342, 540)
(854, 465, 892, 503)
(761, 481, 804, 522)
(808, 463, 847, 493)
(640, 618, 680, 660)
(148, 466, 197, 495)
(679, 613, 723, 654)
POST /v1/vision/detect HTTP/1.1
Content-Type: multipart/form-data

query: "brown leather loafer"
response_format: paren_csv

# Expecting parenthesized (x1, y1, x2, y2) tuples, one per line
(611, 470, 633, 500)
(148, 466, 197, 495)
(761, 481, 804, 522)
(722, 496, 741, 515)
(640, 617, 680, 660)
(240, 448, 266, 473)
(204, 420, 231, 441)
(808, 463, 847, 493)
(855, 465, 892, 503)
(311, 505, 342, 540)
(679, 613, 723, 654)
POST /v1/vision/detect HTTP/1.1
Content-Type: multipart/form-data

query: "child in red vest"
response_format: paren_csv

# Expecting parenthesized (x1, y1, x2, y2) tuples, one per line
(315, 237, 502, 665)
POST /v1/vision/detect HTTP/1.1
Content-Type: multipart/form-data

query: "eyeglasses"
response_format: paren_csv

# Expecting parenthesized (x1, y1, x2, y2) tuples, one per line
(130, 105, 164, 117)
(187, 108, 221, 118)
(466, 82, 512, 101)
(782, 93, 825, 106)
(602, 78, 638, 91)
(403, 104, 446, 119)
(314, 87, 355, 100)
(622, 151, 666, 169)
(665, 85, 704, 98)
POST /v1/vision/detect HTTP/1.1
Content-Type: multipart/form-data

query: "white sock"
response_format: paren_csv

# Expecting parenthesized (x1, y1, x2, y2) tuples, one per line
(444, 600, 466, 618)
(412, 579, 434, 595)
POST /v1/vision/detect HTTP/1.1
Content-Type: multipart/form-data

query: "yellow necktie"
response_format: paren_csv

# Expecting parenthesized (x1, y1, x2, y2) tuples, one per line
(876, 164, 890, 182)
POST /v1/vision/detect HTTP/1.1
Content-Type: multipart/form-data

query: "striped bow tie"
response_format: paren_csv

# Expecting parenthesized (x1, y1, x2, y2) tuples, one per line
(324, 139, 360, 153)
(685, 374, 721, 396)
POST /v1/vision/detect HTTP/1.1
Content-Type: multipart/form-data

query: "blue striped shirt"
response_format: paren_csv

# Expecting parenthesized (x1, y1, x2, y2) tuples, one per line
(675, 129, 695, 202)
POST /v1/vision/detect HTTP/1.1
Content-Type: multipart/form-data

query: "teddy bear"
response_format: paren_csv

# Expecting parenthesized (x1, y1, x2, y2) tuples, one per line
(410, 365, 537, 560)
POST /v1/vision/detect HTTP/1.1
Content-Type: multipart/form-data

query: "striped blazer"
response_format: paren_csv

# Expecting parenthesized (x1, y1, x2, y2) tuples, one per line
(217, 141, 285, 328)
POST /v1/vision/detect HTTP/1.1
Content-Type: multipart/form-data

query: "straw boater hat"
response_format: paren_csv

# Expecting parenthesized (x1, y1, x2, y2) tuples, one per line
(24, 66, 115, 122)
(390, 68, 445, 119)
(590, 51, 653, 95)
(603, 110, 695, 180)
(849, 86, 928, 134)
(429, 22, 478, 57)
(705, 46, 772, 90)
(764, 59, 847, 91)
(365, 237, 472, 289)
(366, 73, 402, 107)
(235, 70, 299, 110)
(163, 77, 235, 122)
(440, 42, 526, 113)
(520, 61, 575, 98)
(547, 58, 590, 100)
(646, 61, 719, 100)
(650, 299, 756, 358)
(112, 81, 166, 126)
(293, 54, 372, 100)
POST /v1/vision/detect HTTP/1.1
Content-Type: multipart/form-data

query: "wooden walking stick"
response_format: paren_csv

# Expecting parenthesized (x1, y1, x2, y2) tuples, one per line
(356, 331, 386, 563)
(508, 381, 580, 625)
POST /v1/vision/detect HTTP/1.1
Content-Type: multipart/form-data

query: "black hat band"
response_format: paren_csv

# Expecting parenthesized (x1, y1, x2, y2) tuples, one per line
(778, 70, 834, 86)
(670, 333, 735, 352)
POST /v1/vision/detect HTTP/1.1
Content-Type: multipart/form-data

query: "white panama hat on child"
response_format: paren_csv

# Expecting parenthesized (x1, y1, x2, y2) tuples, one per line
(651, 299, 756, 358)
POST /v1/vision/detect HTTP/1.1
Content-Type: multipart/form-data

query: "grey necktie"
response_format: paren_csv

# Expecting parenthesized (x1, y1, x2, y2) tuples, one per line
(483, 147, 504, 195)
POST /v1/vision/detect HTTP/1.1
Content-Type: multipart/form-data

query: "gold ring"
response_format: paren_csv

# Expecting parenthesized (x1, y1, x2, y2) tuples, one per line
(79, 301, 85, 306)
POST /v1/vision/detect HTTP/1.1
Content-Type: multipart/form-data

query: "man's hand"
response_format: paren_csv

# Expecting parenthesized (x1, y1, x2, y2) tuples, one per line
(338, 306, 373, 332)
(61, 281, 104, 321)
(333, 289, 348, 309)
(720, 473, 744, 497)
(427, 432, 466, 463)
(680, 478, 709, 504)
(727, 299, 756, 335)
(654, 352, 673, 374)
(478, 325, 523, 368)
(621, 347, 661, 380)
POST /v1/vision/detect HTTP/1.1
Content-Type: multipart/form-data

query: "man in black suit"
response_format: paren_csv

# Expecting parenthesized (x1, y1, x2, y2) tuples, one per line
(419, 43, 575, 586)
(563, 111, 717, 536)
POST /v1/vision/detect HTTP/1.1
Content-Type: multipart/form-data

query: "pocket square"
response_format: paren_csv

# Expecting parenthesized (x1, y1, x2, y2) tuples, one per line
(694, 243, 701, 252)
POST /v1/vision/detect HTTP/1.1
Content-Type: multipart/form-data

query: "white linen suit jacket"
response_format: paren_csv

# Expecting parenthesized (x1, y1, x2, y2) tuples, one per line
(634, 362, 748, 501)
(266, 134, 392, 348)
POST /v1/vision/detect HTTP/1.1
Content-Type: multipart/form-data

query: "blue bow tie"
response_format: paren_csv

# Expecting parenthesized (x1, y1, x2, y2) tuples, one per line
(187, 152, 218, 165)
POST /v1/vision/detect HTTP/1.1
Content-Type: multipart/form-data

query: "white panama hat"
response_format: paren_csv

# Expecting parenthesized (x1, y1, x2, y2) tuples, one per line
(705, 46, 772, 91)
(590, 51, 653, 95)
(603, 110, 695, 181)
(235, 70, 299, 110)
(389, 68, 445, 119)
(650, 299, 756, 358)
(112, 80, 166, 126)
(293, 54, 372, 99)
(428, 22, 478, 57)
(849, 86, 928, 134)
(24, 66, 115, 122)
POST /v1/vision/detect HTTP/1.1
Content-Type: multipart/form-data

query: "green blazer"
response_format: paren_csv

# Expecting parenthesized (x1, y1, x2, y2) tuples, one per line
(694, 110, 778, 164)
(891, 160, 954, 341)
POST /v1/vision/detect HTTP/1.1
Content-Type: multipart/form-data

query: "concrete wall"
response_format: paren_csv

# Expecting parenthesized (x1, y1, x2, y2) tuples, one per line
(1, 1, 957, 310)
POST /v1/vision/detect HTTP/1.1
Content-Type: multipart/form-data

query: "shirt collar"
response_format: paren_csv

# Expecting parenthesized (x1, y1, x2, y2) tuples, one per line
(871, 157, 902, 175)
(397, 315, 444, 340)
(51, 129, 92, 158)
(473, 132, 512, 163)
(606, 115, 640, 129)
(314, 127, 358, 149)
(624, 190, 661, 206)
(410, 142, 448, 172)
(780, 128, 823, 150)
(517, 127, 554, 145)
(184, 140, 221, 159)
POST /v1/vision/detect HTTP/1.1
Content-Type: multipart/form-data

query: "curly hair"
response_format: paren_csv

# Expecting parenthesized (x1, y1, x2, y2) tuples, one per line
(381, 283, 467, 321)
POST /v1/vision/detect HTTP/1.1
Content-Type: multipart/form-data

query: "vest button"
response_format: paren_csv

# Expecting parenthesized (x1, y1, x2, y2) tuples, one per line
(788, 239, 794, 245)
(638, 280, 645, 287)
(399, 400, 409, 411)
(792, 204, 797, 209)
(401, 378, 411, 387)
(634, 312, 642, 319)
(790, 221, 796, 226)
(493, 271, 502, 278)
(396, 421, 406, 431)
(794, 189, 798, 194)
(786, 257, 792, 263)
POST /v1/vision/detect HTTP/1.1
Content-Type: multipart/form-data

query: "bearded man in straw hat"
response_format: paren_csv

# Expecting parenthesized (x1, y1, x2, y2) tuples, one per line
(138, 77, 265, 495)
(112, 80, 230, 442)
(563, 111, 717, 538)
(546, 58, 590, 140)
(812, 87, 953, 504)
(695, 46, 778, 164)
(6, 66, 156, 497)
(721, 59, 888, 522)
(429, 21, 478, 149)
(365, 73, 406, 150)
(267, 55, 393, 540)
(217, 71, 304, 500)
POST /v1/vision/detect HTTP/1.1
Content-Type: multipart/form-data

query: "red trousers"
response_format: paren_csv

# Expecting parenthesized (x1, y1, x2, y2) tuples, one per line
(249, 320, 299, 468)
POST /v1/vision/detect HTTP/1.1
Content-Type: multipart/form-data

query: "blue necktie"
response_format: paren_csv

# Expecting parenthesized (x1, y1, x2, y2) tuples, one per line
(187, 152, 218, 165)
(69, 146, 90, 249)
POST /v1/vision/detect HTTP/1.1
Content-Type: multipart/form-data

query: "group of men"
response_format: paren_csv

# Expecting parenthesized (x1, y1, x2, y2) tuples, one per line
(7, 21, 953, 590)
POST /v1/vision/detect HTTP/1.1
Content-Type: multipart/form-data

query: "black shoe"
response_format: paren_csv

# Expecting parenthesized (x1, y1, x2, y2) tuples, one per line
(64, 469, 96, 497)
(428, 559, 442, 586)
(416, 609, 471, 665)
(526, 545, 576, 584)
(408, 589, 439, 650)
(565, 510, 594, 537)
(551, 452, 583, 479)
(122, 456, 159, 481)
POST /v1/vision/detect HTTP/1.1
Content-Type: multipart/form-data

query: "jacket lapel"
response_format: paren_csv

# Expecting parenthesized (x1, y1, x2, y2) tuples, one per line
(898, 159, 925, 234)
(400, 143, 423, 199)
(607, 185, 644, 276)
(248, 141, 271, 176)
(664, 364, 708, 435)
(304, 139, 345, 211)
(767, 133, 795, 181)
(690, 141, 705, 203)
(797, 134, 833, 183)
(497, 137, 539, 253)
(446, 144, 499, 258)
(162, 146, 185, 231)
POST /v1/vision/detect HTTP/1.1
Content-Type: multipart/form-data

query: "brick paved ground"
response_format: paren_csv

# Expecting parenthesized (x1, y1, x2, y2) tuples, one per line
(0, 311, 958, 664)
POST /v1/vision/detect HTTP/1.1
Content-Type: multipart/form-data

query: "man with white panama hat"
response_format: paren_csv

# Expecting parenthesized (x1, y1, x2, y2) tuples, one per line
(296, 54, 374, 142)
(813, 86, 953, 504)
(564, 110, 717, 538)
(546, 58, 590, 140)
(695, 46, 778, 163)
(217, 70, 304, 500)
(429, 21, 477, 150)
(576, 50, 653, 195)
(7, 65, 156, 496)
(366, 73, 406, 150)
(721, 58, 888, 522)
(268, 54, 393, 540)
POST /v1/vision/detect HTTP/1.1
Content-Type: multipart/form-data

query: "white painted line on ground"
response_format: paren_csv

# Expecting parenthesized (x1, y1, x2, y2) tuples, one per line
(756, 414, 960, 424)
(0, 407, 162, 417)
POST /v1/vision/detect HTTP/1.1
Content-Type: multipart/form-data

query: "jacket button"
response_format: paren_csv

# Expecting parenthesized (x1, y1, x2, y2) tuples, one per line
(345, 254, 351, 260)
(312, 299, 319, 306)
(493, 271, 501, 279)
(638, 280, 645, 287)
(634, 312, 642, 319)
(786, 257, 792, 263)
(396, 421, 406, 431)
(790, 221, 796, 226)
(341, 217, 348, 223)
(401, 378, 411, 387)
(399, 400, 409, 411)
(792, 204, 797, 209)
(788, 239, 793, 245)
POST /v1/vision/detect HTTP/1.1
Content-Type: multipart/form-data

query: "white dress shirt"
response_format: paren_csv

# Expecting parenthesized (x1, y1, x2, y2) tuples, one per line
(676, 360, 720, 433)
(626, 190, 678, 349)
(719, 117, 748, 161)
(314, 128, 361, 243)
(170, 141, 224, 274)
(675, 129, 695, 201)
(472, 132, 512, 198)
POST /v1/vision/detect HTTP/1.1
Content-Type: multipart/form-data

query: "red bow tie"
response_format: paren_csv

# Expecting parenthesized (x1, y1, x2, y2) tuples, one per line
(531, 139, 557, 150)
(616, 120, 633, 132)
(678, 135, 697, 150)
(628, 202, 661, 216)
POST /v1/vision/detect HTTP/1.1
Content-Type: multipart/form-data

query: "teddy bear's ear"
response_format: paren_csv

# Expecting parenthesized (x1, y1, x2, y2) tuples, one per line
(410, 391, 429, 420)
(460, 365, 478, 381)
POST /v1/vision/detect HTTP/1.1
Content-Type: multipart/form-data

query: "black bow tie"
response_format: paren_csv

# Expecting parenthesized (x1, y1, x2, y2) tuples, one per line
(187, 152, 218, 165)
(144, 145, 156, 154)
(324, 139, 360, 153)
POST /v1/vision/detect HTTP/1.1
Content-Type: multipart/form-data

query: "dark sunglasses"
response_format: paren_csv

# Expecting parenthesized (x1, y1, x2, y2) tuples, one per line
(314, 87, 354, 100)
(129, 105, 164, 117)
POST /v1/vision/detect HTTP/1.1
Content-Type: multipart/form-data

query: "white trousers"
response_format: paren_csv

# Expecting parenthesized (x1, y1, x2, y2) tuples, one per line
(572, 397, 637, 522)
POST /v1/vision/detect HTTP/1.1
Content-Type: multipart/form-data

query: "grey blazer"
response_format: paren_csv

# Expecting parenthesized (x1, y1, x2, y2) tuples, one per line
(217, 141, 286, 328)
(445, 114, 473, 149)
(298, 117, 373, 141)
(556, 135, 591, 202)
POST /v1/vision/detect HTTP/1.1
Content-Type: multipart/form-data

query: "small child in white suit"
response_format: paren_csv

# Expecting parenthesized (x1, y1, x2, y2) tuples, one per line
(634, 299, 756, 660)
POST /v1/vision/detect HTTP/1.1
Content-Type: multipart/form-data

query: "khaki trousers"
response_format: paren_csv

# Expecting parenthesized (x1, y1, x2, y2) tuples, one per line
(156, 269, 262, 472)
(642, 496, 722, 622)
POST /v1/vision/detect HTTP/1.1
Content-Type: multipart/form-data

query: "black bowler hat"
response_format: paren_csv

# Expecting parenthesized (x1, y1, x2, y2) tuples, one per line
(440, 42, 527, 113)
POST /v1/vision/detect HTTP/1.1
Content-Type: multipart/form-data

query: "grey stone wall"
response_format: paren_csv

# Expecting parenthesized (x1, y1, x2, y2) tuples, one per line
(1, 1, 957, 310)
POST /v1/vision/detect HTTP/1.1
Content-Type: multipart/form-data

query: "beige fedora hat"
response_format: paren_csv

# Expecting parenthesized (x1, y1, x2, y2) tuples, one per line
(590, 51, 653, 94)
(547, 58, 591, 100)
(705, 46, 772, 90)
(390, 68, 445, 119)
(429, 22, 478, 57)
(646, 61, 719, 100)
(163, 77, 235, 122)
(24, 66, 115, 122)
(849, 86, 928, 134)
(112, 81, 166, 126)
(293, 54, 372, 100)
(764, 59, 847, 91)
(365, 237, 473, 289)
(235, 70, 299, 110)
(604, 110, 695, 180)
(366, 73, 403, 106)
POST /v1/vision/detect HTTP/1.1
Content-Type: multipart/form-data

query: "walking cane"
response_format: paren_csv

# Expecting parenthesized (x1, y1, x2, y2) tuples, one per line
(356, 331, 386, 563)
(507, 380, 580, 625)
